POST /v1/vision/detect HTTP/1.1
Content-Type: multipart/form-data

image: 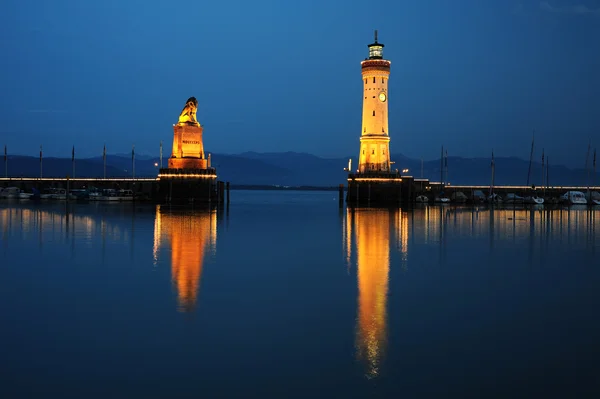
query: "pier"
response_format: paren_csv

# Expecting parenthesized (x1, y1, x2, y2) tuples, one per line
(345, 174, 599, 206)
(2, 176, 598, 205)
(0, 176, 229, 204)
(415, 181, 600, 204)
(1, 177, 157, 201)
(344, 174, 597, 206)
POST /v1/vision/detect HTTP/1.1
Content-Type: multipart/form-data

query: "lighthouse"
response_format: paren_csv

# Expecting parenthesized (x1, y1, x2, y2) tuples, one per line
(358, 30, 391, 174)
(347, 32, 409, 206)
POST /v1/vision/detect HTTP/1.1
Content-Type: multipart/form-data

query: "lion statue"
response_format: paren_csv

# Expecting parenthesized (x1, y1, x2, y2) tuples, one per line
(178, 97, 199, 125)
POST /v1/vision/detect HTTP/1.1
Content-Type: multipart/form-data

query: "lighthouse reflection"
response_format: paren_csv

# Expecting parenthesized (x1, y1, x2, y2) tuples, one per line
(153, 206, 217, 312)
(345, 208, 404, 379)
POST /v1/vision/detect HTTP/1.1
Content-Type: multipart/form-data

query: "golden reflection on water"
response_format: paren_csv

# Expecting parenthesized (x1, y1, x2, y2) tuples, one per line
(346, 208, 398, 379)
(153, 206, 217, 312)
(343, 205, 597, 378)
(0, 206, 113, 247)
(0, 206, 218, 313)
(409, 205, 597, 246)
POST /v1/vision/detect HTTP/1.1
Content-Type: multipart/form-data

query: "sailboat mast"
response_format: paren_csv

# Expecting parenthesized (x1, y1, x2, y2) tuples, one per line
(440, 145, 444, 188)
(541, 149, 545, 188)
(594, 149, 597, 188)
(585, 140, 591, 198)
(546, 156, 549, 191)
(490, 151, 495, 197)
(526, 131, 534, 187)
(445, 150, 448, 186)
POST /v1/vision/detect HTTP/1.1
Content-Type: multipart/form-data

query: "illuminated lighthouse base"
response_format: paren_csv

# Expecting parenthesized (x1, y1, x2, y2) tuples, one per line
(346, 172, 414, 206)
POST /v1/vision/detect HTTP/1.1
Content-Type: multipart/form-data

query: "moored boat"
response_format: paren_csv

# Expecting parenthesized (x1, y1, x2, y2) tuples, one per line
(18, 190, 32, 200)
(39, 189, 54, 199)
(117, 189, 134, 201)
(560, 191, 587, 205)
(415, 195, 429, 203)
(451, 191, 468, 203)
(472, 190, 486, 203)
(0, 187, 21, 199)
(524, 195, 544, 205)
(487, 193, 502, 204)
(504, 193, 524, 204)
(99, 189, 120, 201)
(69, 189, 90, 201)
(50, 188, 67, 200)
(585, 191, 600, 206)
(434, 196, 451, 204)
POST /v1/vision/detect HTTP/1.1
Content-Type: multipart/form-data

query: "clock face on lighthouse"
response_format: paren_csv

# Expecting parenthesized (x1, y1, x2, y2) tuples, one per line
(379, 92, 387, 102)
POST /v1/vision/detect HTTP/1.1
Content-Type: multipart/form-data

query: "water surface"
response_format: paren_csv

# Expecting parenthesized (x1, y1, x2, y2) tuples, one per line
(1, 192, 599, 398)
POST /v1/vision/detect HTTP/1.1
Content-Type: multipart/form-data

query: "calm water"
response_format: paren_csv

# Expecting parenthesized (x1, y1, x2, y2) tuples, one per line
(1, 191, 599, 398)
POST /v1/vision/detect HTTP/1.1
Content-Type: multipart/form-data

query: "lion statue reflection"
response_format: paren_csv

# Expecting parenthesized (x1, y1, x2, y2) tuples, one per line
(178, 97, 199, 126)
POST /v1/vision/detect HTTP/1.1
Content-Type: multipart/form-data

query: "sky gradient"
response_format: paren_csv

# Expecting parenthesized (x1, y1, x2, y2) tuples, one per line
(1, 0, 599, 167)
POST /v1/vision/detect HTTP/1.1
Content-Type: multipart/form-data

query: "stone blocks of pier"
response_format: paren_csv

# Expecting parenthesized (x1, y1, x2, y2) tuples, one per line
(346, 173, 413, 206)
(157, 167, 219, 204)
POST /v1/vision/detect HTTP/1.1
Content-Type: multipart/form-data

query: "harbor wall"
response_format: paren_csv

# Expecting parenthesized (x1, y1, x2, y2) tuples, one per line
(0, 177, 226, 204)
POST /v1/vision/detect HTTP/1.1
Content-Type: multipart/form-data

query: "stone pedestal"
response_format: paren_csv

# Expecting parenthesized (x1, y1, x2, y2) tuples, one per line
(168, 158, 208, 169)
(157, 167, 218, 204)
(168, 124, 206, 169)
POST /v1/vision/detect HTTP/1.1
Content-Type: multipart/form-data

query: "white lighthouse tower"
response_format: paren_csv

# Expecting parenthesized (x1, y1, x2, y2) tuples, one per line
(358, 30, 392, 174)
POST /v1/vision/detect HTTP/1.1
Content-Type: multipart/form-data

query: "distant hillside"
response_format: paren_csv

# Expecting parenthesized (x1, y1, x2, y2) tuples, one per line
(231, 151, 348, 186)
(387, 154, 598, 187)
(3, 156, 127, 178)
(2, 152, 598, 187)
(87, 155, 160, 176)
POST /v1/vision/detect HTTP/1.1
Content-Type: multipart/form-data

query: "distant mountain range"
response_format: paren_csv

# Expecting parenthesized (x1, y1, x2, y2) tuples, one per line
(2, 152, 598, 187)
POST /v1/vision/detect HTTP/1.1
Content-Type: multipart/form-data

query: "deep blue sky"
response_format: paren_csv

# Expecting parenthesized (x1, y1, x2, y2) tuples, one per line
(1, 0, 599, 167)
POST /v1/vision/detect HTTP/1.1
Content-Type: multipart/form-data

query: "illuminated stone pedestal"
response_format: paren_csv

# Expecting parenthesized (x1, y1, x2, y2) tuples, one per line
(157, 168, 219, 204)
(346, 173, 413, 206)
(168, 158, 208, 169)
(168, 124, 207, 169)
(158, 120, 219, 203)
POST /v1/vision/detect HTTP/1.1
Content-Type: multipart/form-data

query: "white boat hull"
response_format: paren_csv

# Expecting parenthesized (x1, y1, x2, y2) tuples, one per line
(524, 197, 544, 205)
